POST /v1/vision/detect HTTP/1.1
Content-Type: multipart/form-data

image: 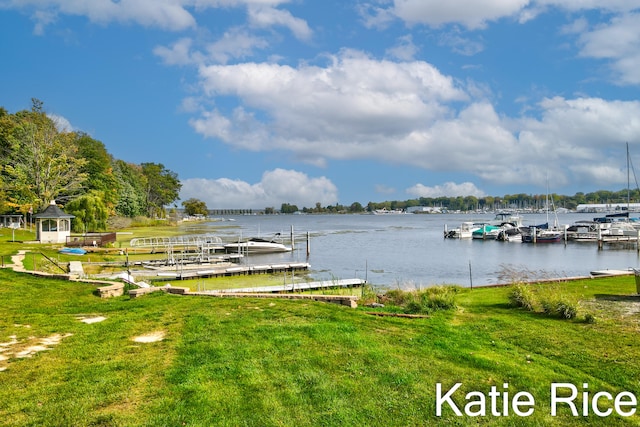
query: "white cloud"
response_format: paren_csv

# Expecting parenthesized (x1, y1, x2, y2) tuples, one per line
(560, 17, 588, 35)
(407, 182, 487, 198)
(386, 34, 418, 60)
(248, 5, 312, 40)
(569, 163, 626, 187)
(192, 49, 468, 160)
(48, 113, 74, 132)
(154, 29, 270, 67)
(206, 28, 270, 64)
(17, 0, 197, 31)
(535, 0, 640, 13)
(190, 107, 270, 151)
(382, 0, 640, 30)
(575, 12, 640, 85)
(154, 37, 200, 66)
(358, 4, 396, 30)
(390, 0, 530, 29)
(2, 0, 307, 35)
(187, 46, 640, 191)
(180, 169, 338, 209)
(438, 30, 484, 56)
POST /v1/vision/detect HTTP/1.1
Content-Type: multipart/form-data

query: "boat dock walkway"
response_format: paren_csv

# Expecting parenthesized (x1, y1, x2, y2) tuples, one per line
(150, 262, 311, 280)
(202, 278, 366, 294)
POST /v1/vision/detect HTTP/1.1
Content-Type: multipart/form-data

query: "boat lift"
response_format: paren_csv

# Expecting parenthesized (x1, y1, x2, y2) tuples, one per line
(129, 234, 232, 265)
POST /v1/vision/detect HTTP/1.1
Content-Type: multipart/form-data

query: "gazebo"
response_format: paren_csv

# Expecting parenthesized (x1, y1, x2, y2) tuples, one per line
(32, 201, 75, 244)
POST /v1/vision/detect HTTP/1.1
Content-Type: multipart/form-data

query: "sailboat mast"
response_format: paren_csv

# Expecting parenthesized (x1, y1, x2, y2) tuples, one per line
(546, 174, 550, 225)
(627, 142, 631, 212)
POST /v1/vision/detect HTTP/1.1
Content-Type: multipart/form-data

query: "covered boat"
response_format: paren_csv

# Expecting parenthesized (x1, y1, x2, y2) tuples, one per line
(58, 247, 87, 255)
(472, 224, 501, 240)
(224, 236, 292, 253)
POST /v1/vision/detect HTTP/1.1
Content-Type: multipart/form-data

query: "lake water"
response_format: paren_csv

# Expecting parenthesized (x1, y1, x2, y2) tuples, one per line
(198, 213, 640, 289)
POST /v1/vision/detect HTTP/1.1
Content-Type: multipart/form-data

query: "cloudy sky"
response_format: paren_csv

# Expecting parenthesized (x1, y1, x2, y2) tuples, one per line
(2, 1, 640, 209)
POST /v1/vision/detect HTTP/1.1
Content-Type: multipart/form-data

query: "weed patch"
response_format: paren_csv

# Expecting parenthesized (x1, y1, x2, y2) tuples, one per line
(380, 285, 459, 314)
(508, 282, 588, 321)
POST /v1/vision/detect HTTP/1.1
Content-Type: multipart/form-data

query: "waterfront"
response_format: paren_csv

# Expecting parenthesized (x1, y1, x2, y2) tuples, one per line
(202, 213, 640, 289)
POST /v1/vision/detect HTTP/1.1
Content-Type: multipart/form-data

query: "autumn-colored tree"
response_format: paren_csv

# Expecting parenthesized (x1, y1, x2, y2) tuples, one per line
(2, 99, 87, 211)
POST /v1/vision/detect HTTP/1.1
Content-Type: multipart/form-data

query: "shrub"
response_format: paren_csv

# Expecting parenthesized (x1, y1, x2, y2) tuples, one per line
(380, 286, 459, 314)
(382, 289, 411, 306)
(539, 294, 579, 320)
(508, 283, 537, 311)
(557, 300, 579, 319)
(359, 284, 379, 305)
(539, 297, 559, 316)
(508, 283, 580, 320)
(422, 286, 458, 311)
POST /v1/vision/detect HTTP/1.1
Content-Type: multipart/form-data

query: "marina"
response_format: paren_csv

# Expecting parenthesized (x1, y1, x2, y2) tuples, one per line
(444, 212, 640, 248)
(194, 212, 640, 288)
(84, 212, 640, 289)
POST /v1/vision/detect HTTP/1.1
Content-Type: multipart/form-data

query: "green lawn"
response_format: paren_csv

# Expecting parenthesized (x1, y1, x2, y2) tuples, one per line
(1, 264, 640, 426)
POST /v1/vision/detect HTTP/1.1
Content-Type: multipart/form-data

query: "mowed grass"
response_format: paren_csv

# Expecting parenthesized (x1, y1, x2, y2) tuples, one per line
(2, 264, 640, 426)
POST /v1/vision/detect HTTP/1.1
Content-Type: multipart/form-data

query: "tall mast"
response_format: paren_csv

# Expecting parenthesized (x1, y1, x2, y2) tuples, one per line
(627, 142, 631, 212)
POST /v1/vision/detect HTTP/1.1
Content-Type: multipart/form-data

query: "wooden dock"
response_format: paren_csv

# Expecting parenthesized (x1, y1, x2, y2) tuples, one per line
(150, 262, 311, 280)
(202, 278, 366, 294)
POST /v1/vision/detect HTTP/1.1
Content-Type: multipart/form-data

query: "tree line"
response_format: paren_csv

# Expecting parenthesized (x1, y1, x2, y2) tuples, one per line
(0, 99, 181, 232)
(285, 189, 640, 214)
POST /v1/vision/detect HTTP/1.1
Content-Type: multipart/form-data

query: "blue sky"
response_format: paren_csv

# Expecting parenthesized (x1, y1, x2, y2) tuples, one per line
(2, 1, 640, 209)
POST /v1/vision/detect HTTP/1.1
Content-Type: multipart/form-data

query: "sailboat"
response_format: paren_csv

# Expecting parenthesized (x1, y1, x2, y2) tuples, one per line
(522, 177, 564, 243)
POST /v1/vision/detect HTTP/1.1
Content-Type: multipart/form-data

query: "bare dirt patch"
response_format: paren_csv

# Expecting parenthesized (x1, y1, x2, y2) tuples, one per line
(77, 316, 107, 324)
(582, 295, 640, 328)
(0, 333, 72, 371)
(132, 331, 165, 343)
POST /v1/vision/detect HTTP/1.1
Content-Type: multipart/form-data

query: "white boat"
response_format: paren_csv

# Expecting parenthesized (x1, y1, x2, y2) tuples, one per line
(496, 224, 523, 242)
(224, 237, 292, 253)
(444, 222, 478, 239)
(371, 208, 408, 215)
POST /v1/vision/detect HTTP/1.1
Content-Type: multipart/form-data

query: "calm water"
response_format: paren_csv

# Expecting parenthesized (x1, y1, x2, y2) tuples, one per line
(196, 213, 640, 289)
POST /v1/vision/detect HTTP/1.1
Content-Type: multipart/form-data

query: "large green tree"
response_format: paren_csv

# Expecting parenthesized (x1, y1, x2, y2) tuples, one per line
(280, 203, 299, 214)
(113, 160, 147, 218)
(182, 198, 208, 216)
(141, 162, 181, 218)
(2, 99, 87, 211)
(75, 133, 119, 215)
(65, 192, 108, 232)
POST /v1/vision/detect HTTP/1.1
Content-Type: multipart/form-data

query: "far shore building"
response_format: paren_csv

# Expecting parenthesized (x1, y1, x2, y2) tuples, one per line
(576, 203, 640, 213)
(32, 201, 75, 244)
(0, 214, 24, 228)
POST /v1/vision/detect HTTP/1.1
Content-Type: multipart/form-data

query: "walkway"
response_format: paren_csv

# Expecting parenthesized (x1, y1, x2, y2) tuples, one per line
(204, 278, 365, 294)
(2, 250, 26, 272)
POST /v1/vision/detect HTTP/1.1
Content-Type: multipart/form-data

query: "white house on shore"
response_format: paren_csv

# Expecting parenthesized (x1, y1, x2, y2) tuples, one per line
(32, 201, 75, 244)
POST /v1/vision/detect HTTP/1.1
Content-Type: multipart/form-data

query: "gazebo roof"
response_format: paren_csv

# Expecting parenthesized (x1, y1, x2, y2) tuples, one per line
(33, 201, 75, 219)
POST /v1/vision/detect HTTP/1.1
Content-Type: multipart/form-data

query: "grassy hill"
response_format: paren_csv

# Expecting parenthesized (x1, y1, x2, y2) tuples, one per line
(1, 264, 640, 426)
